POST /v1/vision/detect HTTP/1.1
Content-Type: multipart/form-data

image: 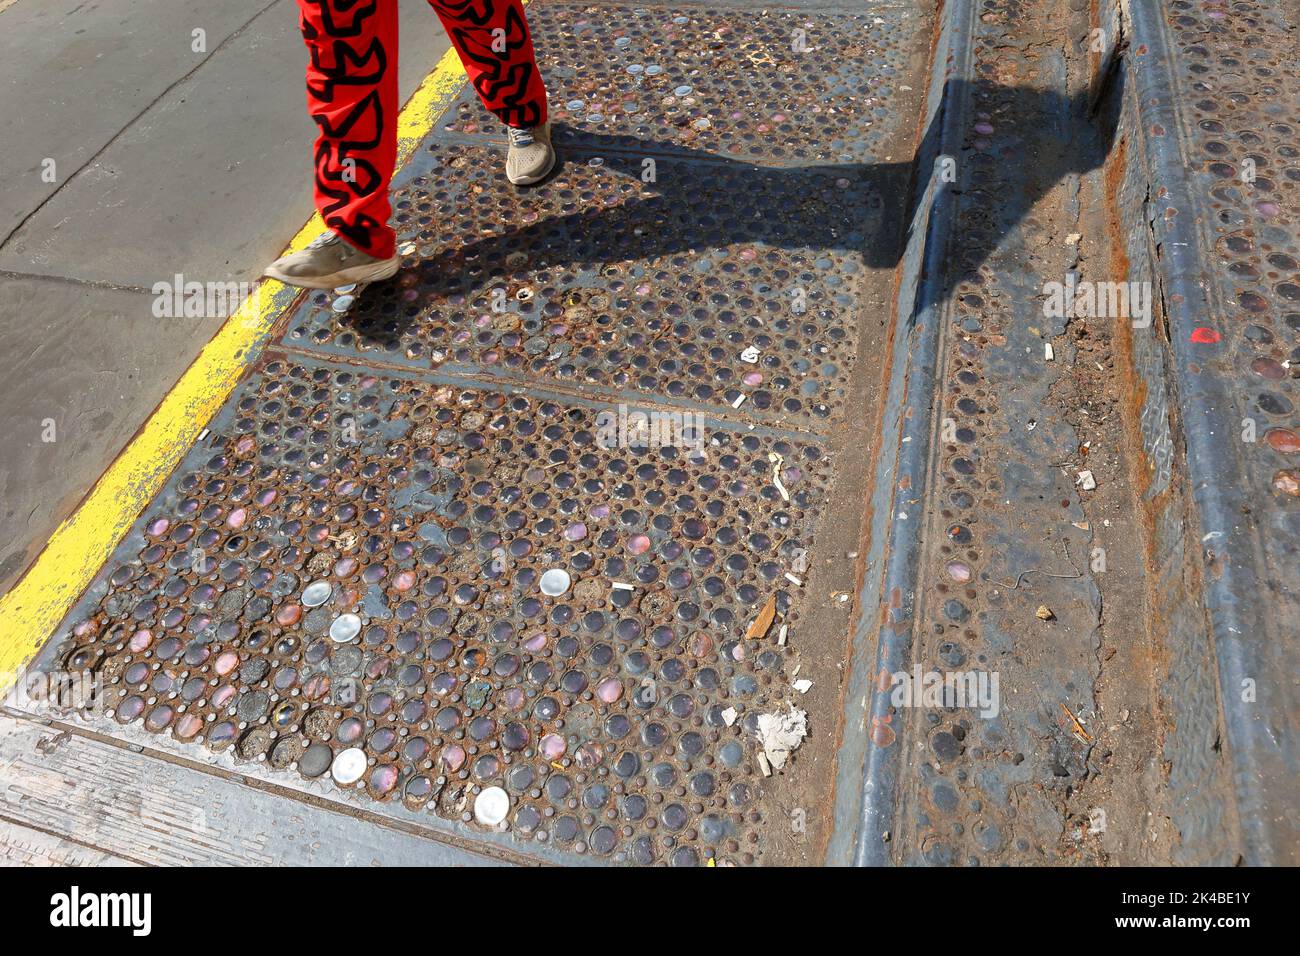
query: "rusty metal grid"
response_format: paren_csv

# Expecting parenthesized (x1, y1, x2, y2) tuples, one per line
(1156, 1, 1300, 538)
(882, 0, 1105, 865)
(32, 351, 831, 865)
(1121, 0, 1300, 862)
(19, 0, 934, 867)
(435, 3, 915, 166)
(283, 140, 880, 428)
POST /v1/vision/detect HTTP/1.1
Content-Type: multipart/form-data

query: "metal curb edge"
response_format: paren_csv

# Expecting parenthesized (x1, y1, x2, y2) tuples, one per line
(1122, 0, 1294, 866)
(825, 0, 978, 867)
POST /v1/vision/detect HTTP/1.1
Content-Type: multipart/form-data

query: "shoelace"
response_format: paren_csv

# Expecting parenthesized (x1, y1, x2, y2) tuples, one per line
(507, 126, 536, 148)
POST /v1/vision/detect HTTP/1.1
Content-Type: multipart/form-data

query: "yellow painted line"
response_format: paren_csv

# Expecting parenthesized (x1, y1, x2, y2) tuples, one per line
(0, 41, 477, 692)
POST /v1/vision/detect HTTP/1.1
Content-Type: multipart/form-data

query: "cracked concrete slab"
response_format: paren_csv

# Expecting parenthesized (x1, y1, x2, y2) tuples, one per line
(0, 0, 275, 243)
(0, 0, 452, 595)
(0, 274, 211, 595)
(0, 0, 452, 286)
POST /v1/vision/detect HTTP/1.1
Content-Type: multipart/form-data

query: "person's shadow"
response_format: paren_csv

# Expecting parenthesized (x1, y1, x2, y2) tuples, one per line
(332, 73, 1123, 353)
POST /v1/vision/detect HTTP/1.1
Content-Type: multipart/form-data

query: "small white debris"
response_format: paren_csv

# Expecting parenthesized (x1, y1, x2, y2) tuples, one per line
(1027, 419, 1037, 431)
(330, 747, 367, 785)
(756, 703, 808, 771)
(739, 345, 761, 364)
(793, 678, 813, 694)
(302, 580, 333, 607)
(1066, 233, 1081, 245)
(611, 581, 635, 591)
(539, 568, 571, 597)
(731, 393, 747, 408)
(1044, 342, 1055, 361)
(769, 452, 790, 502)
(329, 613, 362, 644)
(784, 572, 803, 587)
(1077, 470, 1096, 491)
(777, 624, 789, 646)
(198, 428, 210, 442)
(757, 751, 772, 777)
(721, 706, 738, 727)
(473, 786, 510, 827)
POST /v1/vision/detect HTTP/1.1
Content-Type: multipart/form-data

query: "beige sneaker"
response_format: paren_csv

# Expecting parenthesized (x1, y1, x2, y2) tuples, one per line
(263, 231, 399, 290)
(506, 122, 556, 185)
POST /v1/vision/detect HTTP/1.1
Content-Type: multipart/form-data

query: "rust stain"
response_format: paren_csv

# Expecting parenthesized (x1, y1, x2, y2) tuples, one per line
(1102, 117, 1184, 682)
(870, 712, 896, 748)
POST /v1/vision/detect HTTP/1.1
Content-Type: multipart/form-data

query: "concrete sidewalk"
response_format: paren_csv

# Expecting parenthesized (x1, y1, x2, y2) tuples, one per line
(0, 0, 450, 594)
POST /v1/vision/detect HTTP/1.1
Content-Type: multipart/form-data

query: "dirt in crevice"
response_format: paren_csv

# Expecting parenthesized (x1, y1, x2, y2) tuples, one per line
(1037, 48, 1175, 864)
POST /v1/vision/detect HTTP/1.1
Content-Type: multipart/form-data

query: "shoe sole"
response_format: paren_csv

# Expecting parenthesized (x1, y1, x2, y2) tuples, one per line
(263, 255, 400, 290)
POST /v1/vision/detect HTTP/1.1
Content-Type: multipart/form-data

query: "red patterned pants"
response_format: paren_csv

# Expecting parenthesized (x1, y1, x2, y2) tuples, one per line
(297, 0, 548, 259)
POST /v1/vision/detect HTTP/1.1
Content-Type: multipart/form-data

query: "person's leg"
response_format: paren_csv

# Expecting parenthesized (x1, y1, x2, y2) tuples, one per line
(266, 0, 401, 287)
(427, 0, 554, 183)
(302, 0, 400, 257)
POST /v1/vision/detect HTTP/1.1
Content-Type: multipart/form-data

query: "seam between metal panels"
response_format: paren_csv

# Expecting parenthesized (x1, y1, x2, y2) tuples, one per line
(275, 344, 830, 442)
(1125, 0, 1292, 866)
(824, 0, 977, 866)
